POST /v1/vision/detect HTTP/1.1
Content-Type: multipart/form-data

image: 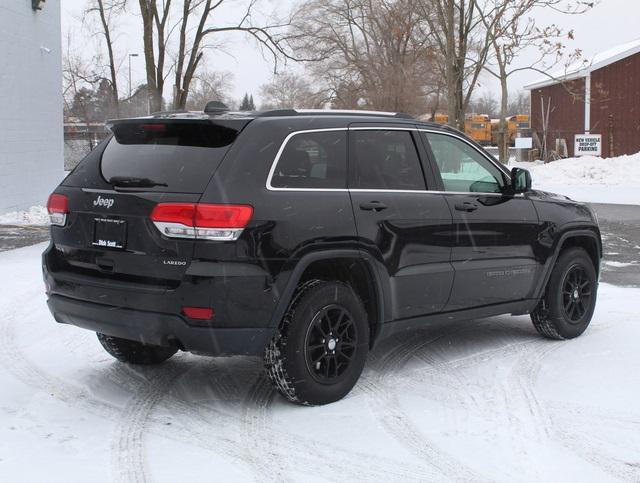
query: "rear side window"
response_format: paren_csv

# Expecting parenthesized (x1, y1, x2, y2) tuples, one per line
(270, 130, 347, 189)
(101, 121, 239, 193)
(350, 130, 426, 190)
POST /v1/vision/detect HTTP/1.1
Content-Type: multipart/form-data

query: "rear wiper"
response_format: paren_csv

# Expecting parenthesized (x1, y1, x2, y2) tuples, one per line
(109, 176, 168, 188)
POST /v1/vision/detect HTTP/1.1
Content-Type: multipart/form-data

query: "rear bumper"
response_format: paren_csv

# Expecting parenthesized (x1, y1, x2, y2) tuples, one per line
(47, 294, 275, 356)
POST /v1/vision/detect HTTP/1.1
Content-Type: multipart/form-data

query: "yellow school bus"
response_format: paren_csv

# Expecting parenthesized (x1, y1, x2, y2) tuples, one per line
(464, 114, 492, 145)
(507, 114, 530, 145)
(491, 115, 530, 146)
(433, 113, 449, 124)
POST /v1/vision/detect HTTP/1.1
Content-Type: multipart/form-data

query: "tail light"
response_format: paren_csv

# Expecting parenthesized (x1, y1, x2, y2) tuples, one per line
(182, 306, 214, 320)
(150, 203, 253, 241)
(47, 193, 69, 226)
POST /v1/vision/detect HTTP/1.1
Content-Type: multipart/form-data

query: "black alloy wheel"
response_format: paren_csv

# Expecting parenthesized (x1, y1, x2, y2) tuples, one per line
(562, 265, 593, 323)
(304, 304, 358, 383)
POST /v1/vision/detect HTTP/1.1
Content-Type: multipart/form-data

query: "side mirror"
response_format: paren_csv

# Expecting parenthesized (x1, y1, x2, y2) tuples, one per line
(510, 167, 531, 193)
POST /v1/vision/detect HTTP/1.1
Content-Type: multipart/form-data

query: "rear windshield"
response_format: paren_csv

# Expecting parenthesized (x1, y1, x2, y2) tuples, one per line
(101, 121, 239, 193)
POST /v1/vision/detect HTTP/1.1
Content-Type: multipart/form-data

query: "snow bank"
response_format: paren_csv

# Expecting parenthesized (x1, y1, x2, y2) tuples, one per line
(511, 152, 640, 205)
(0, 205, 49, 225)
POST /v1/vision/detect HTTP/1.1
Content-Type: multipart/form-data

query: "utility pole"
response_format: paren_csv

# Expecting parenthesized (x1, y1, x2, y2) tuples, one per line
(128, 53, 139, 98)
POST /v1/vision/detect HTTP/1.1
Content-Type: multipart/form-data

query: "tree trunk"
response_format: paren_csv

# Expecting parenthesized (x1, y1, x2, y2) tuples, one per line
(153, 0, 171, 112)
(173, 0, 191, 109)
(445, 1, 456, 127)
(96, 0, 119, 117)
(498, 65, 509, 164)
(177, 52, 203, 109)
(454, 62, 466, 130)
(139, 0, 161, 113)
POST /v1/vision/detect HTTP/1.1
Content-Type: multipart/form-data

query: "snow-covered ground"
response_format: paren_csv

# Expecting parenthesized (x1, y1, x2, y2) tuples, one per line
(1, 243, 639, 482)
(511, 153, 640, 205)
(0, 206, 49, 225)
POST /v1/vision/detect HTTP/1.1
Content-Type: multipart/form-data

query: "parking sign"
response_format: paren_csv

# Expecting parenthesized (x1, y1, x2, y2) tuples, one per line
(574, 134, 602, 156)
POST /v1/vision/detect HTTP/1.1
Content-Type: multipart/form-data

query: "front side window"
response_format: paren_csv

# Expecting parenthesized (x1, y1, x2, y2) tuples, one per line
(423, 133, 506, 193)
(270, 131, 346, 189)
(350, 130, 426, 190)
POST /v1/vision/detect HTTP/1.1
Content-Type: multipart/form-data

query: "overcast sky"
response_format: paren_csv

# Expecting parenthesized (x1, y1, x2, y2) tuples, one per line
(61, 0, 640, 107)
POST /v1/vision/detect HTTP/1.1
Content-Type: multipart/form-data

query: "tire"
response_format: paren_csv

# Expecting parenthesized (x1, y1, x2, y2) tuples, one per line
(264, 280, 370, 405)
(96, 333, 177, 364)
(531, 247, 598, 340)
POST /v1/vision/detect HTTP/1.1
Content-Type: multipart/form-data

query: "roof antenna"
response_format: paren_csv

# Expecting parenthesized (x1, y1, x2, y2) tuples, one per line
(204, 101, 230, 114)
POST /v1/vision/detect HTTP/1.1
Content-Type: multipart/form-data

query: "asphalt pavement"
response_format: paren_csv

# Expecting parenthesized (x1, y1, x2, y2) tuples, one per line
(591, 203, 640, 287)
(0, 224, 49, 252)
(1, 202, 638, 286)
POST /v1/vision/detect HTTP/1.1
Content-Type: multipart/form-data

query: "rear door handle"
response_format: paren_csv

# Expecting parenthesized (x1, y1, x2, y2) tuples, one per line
(454, 201, 478, 212)
(360, 201, 388, 212)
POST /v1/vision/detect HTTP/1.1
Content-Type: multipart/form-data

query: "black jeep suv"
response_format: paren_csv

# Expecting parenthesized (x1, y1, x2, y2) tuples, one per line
(43, 107, 601, 405)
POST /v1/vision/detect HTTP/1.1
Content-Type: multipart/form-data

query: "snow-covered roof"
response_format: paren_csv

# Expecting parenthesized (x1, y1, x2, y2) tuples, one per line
(524, 37, 640, 90)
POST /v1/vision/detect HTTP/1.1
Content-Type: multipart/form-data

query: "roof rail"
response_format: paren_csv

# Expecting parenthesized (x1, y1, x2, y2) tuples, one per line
(257, 108, 414, 119)
(258, 109, 298, 117)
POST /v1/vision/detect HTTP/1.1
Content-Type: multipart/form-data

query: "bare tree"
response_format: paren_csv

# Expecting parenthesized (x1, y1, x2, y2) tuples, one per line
(185, 70, 234, 110)
(138, 0, 167, 113)
(136, 0, 296, 113)
(62, 33, 116, 123)
(289, 0, 439, 114)
(469, 90, 499, 118)
(258, 72, 325, 109)
(473, 0, 594, 162)
(424, 78, 447, 120)
(62, 34, 111, 161)
(174, 0, 299, 109)
(508, 91, 530, 115)
(85, 0, 126, 117)
(418, 0, 495, 129)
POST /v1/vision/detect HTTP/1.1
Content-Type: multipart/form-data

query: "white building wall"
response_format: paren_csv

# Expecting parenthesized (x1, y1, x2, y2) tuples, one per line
(0, 1, 63, 213)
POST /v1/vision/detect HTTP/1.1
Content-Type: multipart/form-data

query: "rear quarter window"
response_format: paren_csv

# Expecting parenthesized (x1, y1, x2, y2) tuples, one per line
(269, 130, 347, 189)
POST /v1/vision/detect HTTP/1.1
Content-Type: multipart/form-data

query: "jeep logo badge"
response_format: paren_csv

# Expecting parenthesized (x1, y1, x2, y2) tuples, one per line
(93, 195, 114, 209)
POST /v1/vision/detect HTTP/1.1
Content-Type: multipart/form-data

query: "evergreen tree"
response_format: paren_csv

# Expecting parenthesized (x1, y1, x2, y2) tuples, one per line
(248, 94, 256, 110)
(239, 93, 251, 110)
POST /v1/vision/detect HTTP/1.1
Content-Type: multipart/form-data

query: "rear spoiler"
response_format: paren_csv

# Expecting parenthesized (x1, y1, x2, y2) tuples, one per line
(105, 116, 253, 133)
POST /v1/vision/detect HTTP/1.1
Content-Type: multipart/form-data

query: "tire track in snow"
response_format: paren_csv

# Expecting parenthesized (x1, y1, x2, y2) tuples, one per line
(111, 361, 191, 483)
(504, 321, 640, 482)
(0, 296, 124, 420)
(164, 361, 274, 481)
(167, 360, 434, 482)
(362, 329, 485, 482)
(0, 263, 423, 480)
(548, 412, 640, 481)
(511, 340, 640, 481)
(402, 321, 525, 408)
(239, 373, 291, 483)
(503, 341, 560, 443)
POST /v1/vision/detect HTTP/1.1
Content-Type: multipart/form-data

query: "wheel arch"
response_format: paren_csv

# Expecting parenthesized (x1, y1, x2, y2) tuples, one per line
(268, 250, 389, 348)
(533, 228, 602, 301)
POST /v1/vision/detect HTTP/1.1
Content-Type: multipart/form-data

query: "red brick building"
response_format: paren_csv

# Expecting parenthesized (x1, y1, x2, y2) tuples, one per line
(525, 39, 640, 158)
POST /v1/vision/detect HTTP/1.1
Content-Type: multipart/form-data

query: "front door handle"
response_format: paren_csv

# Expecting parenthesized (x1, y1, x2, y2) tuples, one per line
(360, 201, 388, 212)
(454, 201, 479, 212)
